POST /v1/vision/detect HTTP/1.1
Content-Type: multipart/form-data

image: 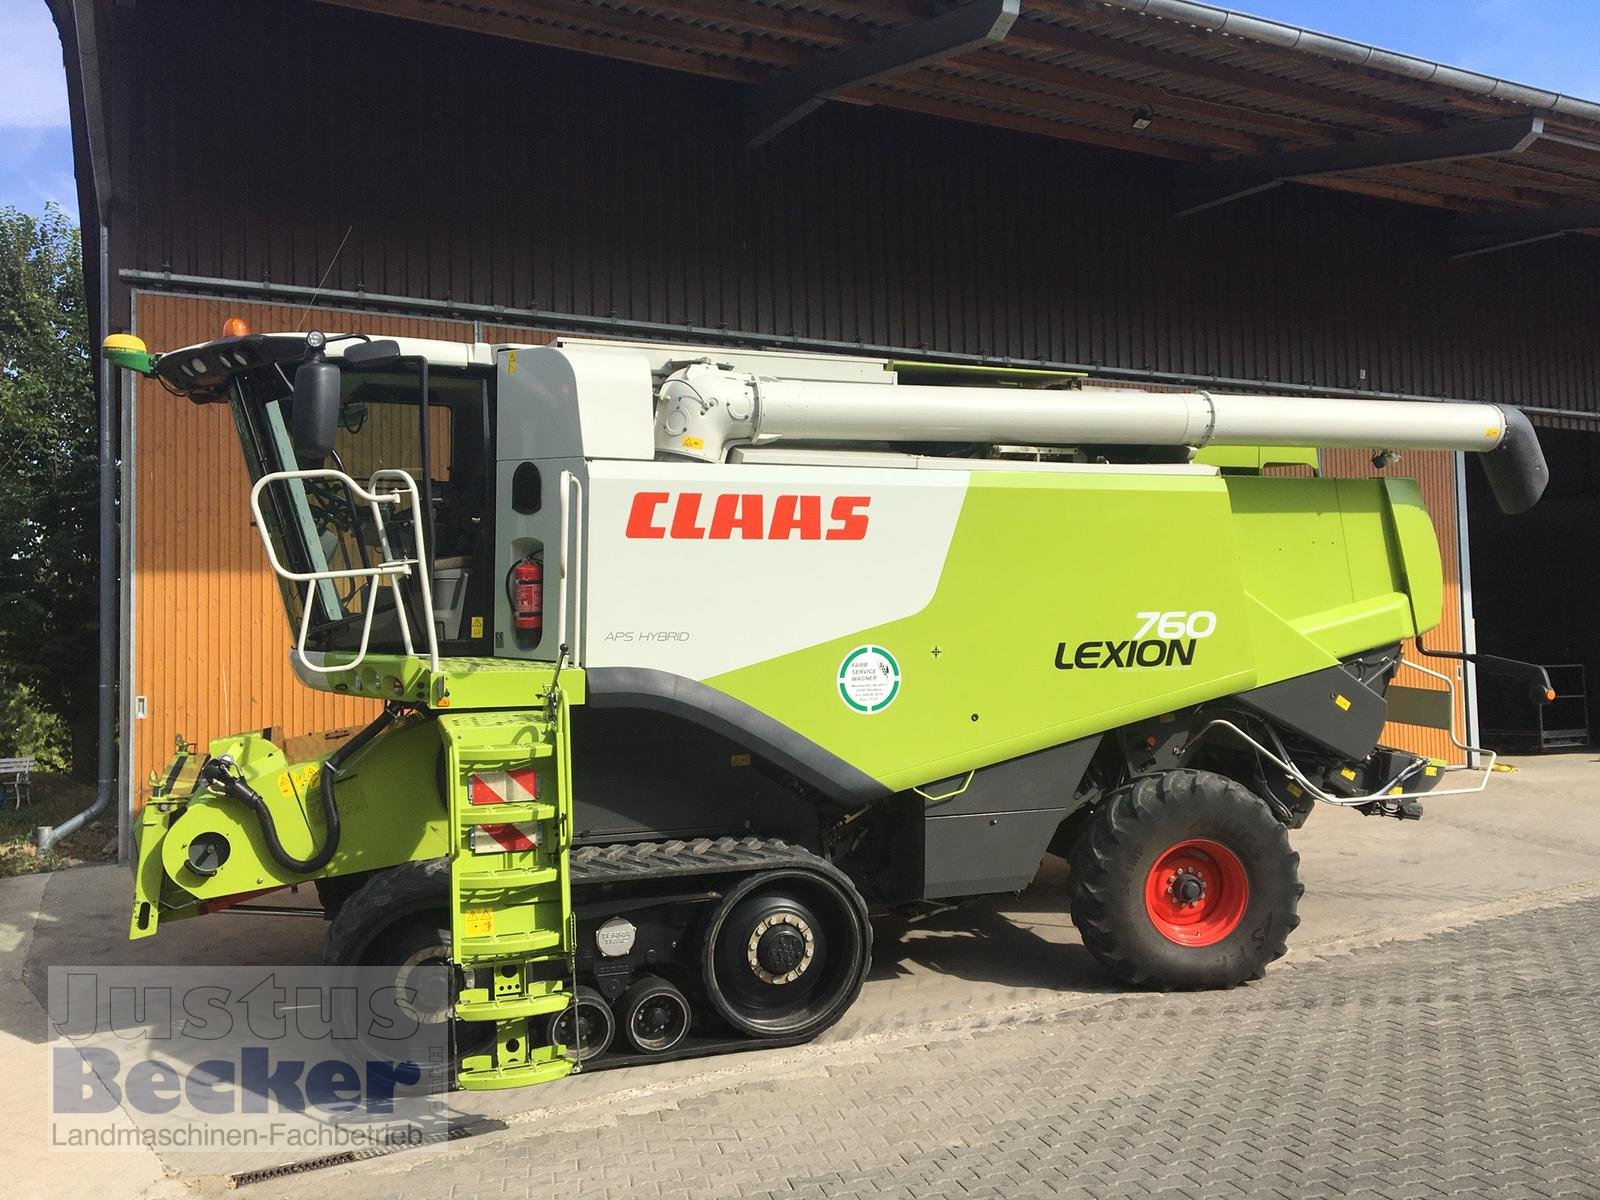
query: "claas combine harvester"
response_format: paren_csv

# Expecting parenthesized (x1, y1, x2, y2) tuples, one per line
(102, 326, 1550, 1090)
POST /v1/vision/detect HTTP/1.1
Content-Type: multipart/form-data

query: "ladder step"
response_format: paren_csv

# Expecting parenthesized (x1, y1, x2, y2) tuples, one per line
(456, 866, 560, 890)
(457, 927, 564, 959)
(469, 743, 554, 761)
(456, 1051, 573, 1092)
(454, 992, 571, 1023)
(460, 801, 557, 825)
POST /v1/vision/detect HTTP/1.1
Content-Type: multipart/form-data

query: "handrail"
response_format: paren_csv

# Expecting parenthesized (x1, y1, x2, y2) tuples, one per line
(566, 471, 585, 666)
(248, 467, 441, 674)
(556, 470, 571, 658)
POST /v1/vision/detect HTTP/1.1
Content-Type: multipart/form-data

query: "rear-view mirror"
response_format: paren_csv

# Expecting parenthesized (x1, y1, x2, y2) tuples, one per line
(291, 359, 342, 462)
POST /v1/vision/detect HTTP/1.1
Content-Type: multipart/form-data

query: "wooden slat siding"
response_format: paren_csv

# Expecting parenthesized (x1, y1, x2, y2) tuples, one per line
(481, 326, 557, 346)
(1320, 449, 1466, 762)
(130, 293, 473, 802)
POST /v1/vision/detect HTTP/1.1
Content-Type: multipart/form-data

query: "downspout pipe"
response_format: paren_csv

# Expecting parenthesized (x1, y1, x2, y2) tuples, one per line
(37, 221, 116, 854)
(38, 0, 116, 854)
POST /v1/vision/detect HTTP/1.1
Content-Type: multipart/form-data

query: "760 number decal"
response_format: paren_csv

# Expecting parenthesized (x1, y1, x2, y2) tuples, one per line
(1055, 611, 1218, 671)
(1132, 611, 1217, 640)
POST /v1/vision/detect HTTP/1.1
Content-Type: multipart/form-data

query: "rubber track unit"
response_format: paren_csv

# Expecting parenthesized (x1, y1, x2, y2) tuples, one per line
(569, 836, 873, 1072)
(571, 835, 834, 886)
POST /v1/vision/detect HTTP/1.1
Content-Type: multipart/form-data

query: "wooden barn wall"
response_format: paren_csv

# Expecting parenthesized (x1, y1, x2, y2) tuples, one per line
(128, 293, 473, 796)
(1322, 449, 1466, 762)
(104, 0, 1600, 423)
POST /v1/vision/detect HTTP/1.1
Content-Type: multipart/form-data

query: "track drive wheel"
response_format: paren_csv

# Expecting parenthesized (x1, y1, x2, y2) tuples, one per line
(1069, 769, 1302, 989)
(700, 866, 871, 1040)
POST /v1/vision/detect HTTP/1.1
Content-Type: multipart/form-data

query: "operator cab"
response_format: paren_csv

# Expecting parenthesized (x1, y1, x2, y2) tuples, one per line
(156, 331, 500, 666)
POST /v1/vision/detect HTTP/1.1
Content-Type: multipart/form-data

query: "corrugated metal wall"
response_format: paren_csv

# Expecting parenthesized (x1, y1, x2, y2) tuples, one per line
(128, 293, 473, 793)
(106, 0, 1600, 421)
(1322, 449, 1465, 762)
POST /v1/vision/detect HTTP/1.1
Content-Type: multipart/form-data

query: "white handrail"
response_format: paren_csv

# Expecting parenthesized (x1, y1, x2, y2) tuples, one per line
(556, 469, 572, 657)
(566, 471, 585, 666)
(248, 467, 441, 674)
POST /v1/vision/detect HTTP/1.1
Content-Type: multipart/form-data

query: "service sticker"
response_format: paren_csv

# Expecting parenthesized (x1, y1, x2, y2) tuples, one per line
(838, 645, 901, 714)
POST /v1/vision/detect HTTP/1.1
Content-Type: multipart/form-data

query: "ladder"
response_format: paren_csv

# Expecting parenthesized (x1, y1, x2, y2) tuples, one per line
(439, 691, 577, 1090)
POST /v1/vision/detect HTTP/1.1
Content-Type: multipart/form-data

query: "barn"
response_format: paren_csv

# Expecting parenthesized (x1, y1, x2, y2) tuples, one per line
(51, 0, 1600, 852)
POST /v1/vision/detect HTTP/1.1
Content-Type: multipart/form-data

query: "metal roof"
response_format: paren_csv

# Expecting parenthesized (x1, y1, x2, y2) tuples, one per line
(318, 0, 1600, 220)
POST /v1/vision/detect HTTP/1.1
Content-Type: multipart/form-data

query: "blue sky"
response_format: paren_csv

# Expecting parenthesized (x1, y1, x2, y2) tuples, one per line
(3, 0, 1600, 220)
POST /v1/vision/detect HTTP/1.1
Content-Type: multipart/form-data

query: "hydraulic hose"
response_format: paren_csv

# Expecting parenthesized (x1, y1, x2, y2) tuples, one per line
(199, 704, 399, 875)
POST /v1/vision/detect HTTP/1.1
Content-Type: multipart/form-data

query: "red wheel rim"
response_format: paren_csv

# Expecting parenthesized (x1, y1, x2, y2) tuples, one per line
(1143, 838, 1249, 947)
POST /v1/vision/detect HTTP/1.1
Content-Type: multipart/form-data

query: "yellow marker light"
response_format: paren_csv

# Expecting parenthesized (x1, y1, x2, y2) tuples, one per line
(1333, 694, 1351, 711)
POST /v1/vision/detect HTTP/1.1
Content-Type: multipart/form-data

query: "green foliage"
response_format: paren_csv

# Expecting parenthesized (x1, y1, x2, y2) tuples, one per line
(0, 204, 97, 774)
(0, 673, 70, 769)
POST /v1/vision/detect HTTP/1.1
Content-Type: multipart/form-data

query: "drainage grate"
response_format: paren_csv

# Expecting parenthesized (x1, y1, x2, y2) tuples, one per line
(226, 1119, 504, 1189)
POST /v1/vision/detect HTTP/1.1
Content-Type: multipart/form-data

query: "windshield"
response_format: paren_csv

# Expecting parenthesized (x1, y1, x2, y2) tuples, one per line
(232, 360, 492, 660)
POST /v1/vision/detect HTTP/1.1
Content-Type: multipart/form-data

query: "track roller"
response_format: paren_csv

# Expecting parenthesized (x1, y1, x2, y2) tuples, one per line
(619, 976, 692, 1054)
(547, 985, 617, 1063)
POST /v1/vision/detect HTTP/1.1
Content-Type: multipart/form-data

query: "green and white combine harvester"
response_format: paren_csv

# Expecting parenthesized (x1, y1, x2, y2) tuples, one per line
(103, 326, 1551, 1089)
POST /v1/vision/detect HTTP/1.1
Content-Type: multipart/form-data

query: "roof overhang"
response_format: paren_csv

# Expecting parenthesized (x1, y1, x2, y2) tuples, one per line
(313, 0, 1600, 252)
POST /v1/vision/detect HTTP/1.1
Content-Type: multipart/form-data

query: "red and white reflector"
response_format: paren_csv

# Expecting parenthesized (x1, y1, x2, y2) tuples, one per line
(470, 822, 540, 854)
(470, 767, 539, 806)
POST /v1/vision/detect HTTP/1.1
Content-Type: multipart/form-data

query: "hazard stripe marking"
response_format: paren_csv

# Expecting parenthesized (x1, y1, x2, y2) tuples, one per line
(469, 767, 539, 806)
(471, 822, 539, 853)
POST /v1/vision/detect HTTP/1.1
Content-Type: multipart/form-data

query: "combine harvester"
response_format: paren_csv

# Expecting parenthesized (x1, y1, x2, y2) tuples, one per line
(104, 326, 1549, 1089)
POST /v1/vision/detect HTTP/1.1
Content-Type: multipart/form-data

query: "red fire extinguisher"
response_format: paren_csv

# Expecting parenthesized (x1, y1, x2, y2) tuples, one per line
(510, 556, 543, 634)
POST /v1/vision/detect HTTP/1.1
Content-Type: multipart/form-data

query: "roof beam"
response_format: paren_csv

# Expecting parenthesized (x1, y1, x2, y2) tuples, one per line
(746, 0, 1019, 146)
(1449, 203, 1600, 258)
(1175, 117, 1546, 215)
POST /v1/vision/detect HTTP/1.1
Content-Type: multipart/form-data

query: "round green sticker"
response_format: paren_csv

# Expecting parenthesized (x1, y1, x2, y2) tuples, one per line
(838, 645, 901, 714)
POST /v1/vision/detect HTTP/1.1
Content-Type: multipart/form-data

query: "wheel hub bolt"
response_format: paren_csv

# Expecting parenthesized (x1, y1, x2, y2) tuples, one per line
(1170, 870, 1206, 906)
(746, 912, 816, 984)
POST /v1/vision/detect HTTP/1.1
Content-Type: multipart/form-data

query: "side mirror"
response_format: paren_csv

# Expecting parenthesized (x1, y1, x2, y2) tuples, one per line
(291, 359, 342, 462)
(343, 338, 402, 367)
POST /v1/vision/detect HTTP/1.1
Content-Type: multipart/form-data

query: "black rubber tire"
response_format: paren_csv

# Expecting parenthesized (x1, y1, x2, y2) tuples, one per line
(322, 857, 448, 966)
(1069, 770, 1302, 990)
(320, 859, 494, 1077)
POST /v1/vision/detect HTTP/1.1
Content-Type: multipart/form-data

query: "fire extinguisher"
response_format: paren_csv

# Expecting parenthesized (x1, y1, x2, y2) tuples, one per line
(509, 555, 543, 635)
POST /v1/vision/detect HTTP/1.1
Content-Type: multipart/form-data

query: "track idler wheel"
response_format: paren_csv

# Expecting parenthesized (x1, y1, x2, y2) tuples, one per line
(547, 985, 616, 1063)
(700, 867, 871, 1040)
(619, 976, 692, 1054)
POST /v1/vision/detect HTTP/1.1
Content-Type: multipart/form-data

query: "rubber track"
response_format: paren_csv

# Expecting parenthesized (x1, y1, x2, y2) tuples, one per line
(570, 836, 828, 887)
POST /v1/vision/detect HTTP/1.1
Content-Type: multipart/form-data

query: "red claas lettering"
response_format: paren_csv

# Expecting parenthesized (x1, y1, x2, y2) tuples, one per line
(626, 492, 870, 540)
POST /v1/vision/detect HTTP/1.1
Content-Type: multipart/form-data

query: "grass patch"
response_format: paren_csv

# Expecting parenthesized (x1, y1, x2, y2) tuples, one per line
(0, 772, 117, 877)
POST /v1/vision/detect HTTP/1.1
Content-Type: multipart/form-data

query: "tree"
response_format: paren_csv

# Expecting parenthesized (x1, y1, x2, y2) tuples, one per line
(0, 204, 98, 779)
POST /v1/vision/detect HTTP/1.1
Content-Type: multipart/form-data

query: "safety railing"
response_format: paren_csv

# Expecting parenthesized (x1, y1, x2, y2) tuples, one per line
(556, 469, 585, 667)
(1184, 658, 1497, 807)
(248, 467, 441, 675)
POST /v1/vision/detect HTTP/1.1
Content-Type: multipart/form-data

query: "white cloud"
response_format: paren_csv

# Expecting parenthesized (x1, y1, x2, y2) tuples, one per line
(0, 0, 70, 127)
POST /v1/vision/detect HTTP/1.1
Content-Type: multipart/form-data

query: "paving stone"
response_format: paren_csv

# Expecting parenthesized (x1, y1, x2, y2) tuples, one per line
(275, 896, 1600, 1200)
